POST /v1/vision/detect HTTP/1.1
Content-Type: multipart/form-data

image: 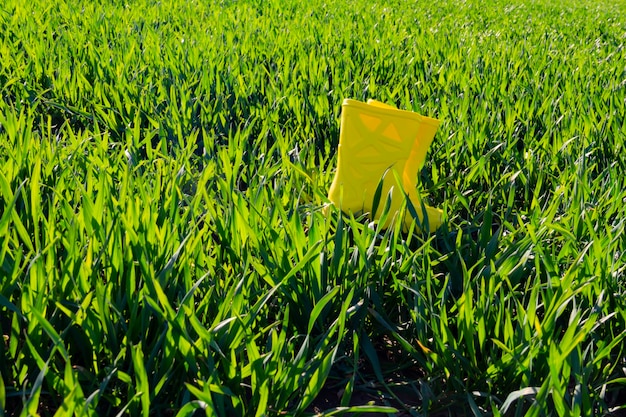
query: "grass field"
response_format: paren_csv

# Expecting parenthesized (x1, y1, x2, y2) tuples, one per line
(1, 0, 626, 415)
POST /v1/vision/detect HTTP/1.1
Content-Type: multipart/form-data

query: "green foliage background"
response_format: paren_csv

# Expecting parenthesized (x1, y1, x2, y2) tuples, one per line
(0, 0, 625, 415)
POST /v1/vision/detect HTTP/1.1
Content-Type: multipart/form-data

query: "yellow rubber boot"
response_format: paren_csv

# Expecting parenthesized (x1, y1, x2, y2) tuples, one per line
(327, 98, 443, 231)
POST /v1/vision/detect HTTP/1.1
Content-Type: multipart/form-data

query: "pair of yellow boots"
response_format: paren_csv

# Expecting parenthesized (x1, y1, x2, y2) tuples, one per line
(327, 99, 443, 231)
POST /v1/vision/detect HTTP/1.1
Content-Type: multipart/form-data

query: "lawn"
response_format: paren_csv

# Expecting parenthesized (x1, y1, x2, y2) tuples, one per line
(1, 0, 625, 415)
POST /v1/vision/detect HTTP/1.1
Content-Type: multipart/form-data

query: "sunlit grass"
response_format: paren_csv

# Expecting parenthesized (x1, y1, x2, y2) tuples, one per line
(1, 0, 625, 415)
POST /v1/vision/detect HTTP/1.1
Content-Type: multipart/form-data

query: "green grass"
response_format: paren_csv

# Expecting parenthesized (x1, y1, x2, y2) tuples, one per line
(1, 0, 625, 415)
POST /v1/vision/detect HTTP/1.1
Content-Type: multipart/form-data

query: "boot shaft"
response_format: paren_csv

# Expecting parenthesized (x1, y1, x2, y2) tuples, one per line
(328, 99, 441, 229)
